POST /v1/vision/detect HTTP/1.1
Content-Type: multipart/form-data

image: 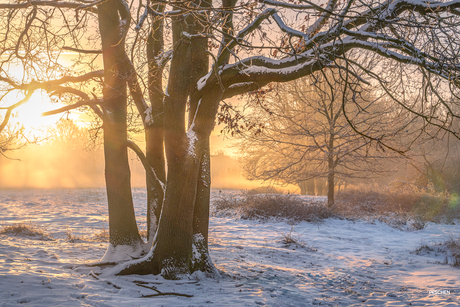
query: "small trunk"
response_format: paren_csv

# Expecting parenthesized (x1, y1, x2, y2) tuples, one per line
(306, 179, 315, 195)
(327, 172, 334, 208)
(299, 181, 306, 195)
(327, 150, 335, 208)
(145, 125, 165, 243)
(315, 179, 326, 196)
(145, 9, 166, 243)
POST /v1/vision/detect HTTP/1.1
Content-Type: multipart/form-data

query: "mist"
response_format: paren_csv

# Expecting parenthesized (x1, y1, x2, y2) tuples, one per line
(0, 139, 281, 191)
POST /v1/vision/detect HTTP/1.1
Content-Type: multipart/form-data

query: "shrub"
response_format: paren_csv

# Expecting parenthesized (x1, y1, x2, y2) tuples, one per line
(334, 186, 460, 227)
(213, 193, 332, 223)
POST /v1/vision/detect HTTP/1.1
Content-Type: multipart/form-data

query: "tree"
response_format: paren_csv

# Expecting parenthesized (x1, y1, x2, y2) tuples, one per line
(236, 70, 402, 207)
(1, 0, 460, 279)
(0, 120, 25, 159)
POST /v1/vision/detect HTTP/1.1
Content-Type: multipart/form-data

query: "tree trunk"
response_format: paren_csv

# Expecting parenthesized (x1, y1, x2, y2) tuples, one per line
(327, 138, 335, 208)
(315, 179, 326, 196)
(299, 181, 306, 195)
(98, 0, 143, 261)
(190, 140, 216, 274)
(145, 4, 166, 243)
(306, 179, 315, 195)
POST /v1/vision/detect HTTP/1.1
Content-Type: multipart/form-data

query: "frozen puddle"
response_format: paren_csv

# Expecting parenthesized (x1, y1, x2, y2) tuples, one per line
(0, 188, 459, 306)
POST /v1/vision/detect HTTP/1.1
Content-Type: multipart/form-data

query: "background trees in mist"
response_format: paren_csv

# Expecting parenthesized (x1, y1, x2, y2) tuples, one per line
(236, 69, 405, 206)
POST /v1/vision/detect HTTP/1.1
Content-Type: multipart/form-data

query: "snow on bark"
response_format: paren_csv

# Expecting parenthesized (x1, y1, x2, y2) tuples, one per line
(197, 71, 212, 91)
(190, 233, 219, 276)
(144, 106, 153, 126)
(228, 82, 255, 90)
(187, 127, 198, 158)
(146, 198, 158, 248)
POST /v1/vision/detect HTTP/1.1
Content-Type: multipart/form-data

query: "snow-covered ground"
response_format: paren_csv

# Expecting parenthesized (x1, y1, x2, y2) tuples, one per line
(0, 188, 459, 306)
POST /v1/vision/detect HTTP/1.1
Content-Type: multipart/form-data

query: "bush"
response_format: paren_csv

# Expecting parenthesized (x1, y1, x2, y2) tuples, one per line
(213, 193, 332, 223)
(334, 185, 460, 227)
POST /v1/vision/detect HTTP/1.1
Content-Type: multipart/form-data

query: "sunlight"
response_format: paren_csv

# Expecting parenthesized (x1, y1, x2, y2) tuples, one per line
(11, 92, 80, 136)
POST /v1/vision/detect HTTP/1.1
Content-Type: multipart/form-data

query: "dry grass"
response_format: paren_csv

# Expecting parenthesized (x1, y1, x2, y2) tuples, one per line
(279, 227, 317, 251)
(0, 221, 53, 241)
(213, 193, 332, 224)
(280, 227, 304, 246)
(64, 227, 88, 243)
(413, 236, 460, 268)
(444, 236, 460, 267)
(93, 224, 109, 242)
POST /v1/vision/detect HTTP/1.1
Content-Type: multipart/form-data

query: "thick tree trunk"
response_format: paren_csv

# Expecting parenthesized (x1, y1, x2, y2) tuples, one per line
(98, 0, 142, 260)
(116, 0, 217, 278)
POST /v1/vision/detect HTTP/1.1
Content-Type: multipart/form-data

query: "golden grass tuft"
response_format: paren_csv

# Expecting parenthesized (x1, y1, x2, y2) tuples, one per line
(0, 221, 53, 241)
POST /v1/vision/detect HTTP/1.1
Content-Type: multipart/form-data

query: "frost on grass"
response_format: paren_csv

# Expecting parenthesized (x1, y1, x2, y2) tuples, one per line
(0, 221, 53, 241)
(413, 236, 460, 268)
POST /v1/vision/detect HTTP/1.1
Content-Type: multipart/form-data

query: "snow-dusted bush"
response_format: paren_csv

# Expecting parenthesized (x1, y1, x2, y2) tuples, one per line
(213, 193, 332, 223)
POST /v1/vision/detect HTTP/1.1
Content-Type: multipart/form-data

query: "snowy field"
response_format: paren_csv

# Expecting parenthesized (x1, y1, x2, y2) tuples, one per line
(0, 188, 459, 306)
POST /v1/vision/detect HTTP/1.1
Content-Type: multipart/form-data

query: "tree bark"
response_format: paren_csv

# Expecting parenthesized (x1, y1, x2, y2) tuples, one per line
(98, 0, 142, 251)
(144, 1, 167, 243)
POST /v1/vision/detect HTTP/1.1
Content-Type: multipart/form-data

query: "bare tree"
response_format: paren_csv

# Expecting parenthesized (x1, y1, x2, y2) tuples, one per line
(1, 0, 460, 278)
(236, 70, 403, 207)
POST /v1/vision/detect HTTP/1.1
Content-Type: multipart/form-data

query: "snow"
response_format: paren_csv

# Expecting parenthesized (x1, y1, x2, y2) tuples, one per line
(197, 71, 212, 91)
(100, 243, 145, 263)
(1, 188, 460, 306)
(187, 128, 198, 158)
(144, 106, 153, 126)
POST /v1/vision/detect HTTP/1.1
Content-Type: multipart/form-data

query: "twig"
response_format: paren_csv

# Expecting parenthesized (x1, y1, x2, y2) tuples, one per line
(89, 271, 122, 289)
(134, 281, 194, 298)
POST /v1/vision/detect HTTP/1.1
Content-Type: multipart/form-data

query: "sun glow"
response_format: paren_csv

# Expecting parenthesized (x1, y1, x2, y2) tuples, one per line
(11, 92, 80, 137)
